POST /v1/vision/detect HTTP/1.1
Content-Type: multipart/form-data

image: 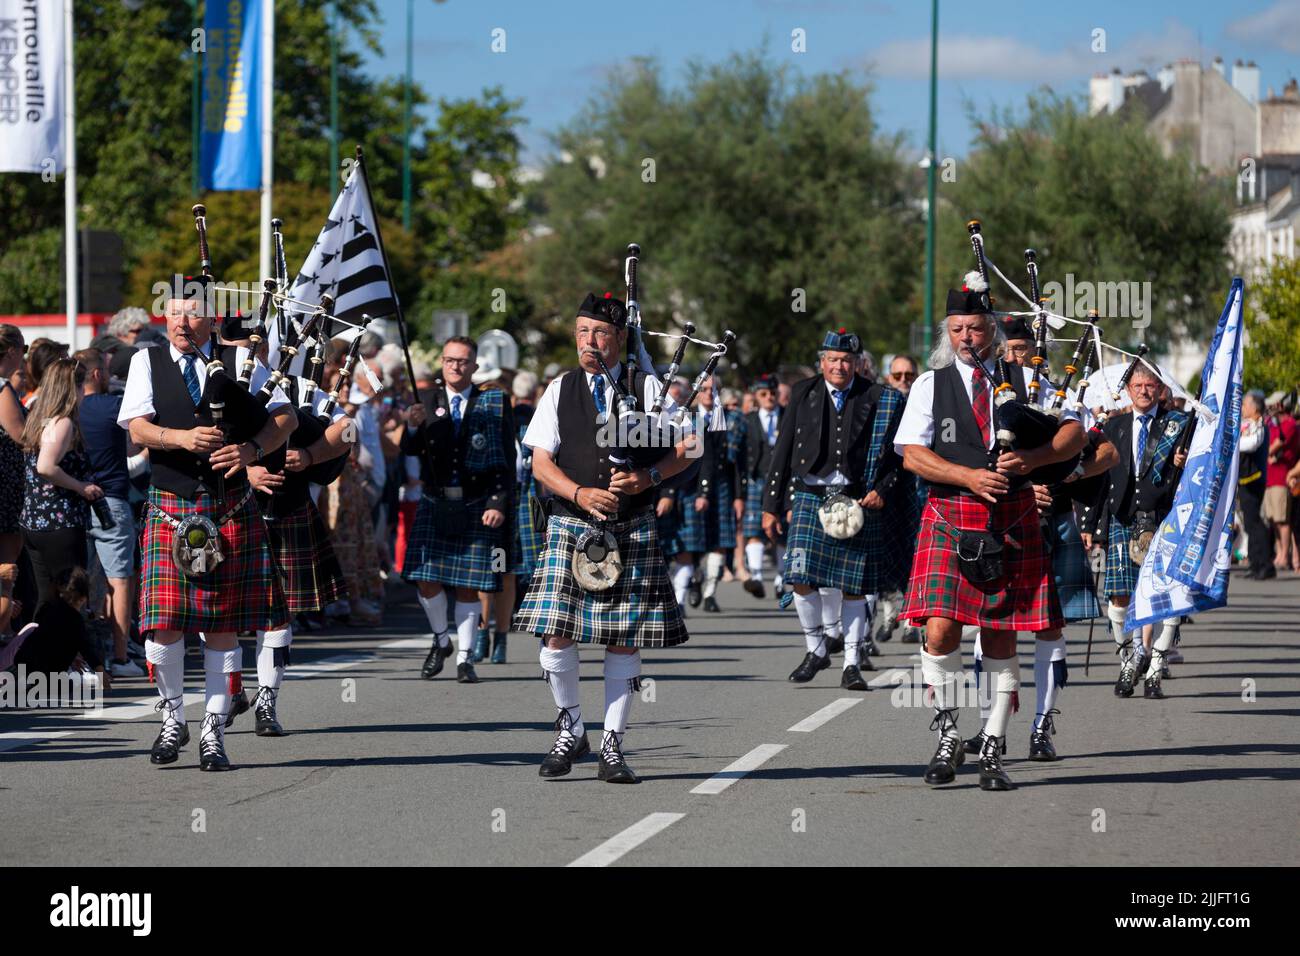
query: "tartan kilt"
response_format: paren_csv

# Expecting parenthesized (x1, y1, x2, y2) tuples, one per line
(512, 481, 546, 578)
(139, 487, 289, 635)
(680, 477, 737, 552)
(513, 508, 689, 648)
(741, 478, 768, 539)
(263, 500, 347, 614)
(1103, 516, 1138, 599)
(1046, 510, 1099, 622)
(902, 487, 1063, 631)
(656, 498, 687, 559)
(781, 490, 884, 593)
(402, 494, 504, 592)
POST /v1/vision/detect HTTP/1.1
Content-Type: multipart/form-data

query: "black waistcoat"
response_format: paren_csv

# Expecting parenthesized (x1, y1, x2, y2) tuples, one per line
(147, 344, 250, 500)
(929, 362, 1031, 499)
(554, 367, 655, 514)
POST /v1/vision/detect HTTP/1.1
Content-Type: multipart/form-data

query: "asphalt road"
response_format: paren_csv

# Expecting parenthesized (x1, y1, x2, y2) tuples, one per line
(2, 572, 1297, 867)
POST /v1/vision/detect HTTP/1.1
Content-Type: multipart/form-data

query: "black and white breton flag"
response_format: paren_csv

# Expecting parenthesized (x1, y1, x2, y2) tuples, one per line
(270, 162, 397, 370)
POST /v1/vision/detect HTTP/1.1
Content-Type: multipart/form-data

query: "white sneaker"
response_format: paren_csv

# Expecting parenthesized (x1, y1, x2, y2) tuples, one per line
(110, 658, 146, 678)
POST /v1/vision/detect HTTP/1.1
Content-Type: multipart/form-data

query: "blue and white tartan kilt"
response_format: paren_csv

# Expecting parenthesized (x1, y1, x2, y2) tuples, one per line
(1103, 516, 1138, 599)
(741, 478, 768, 539)
(402, 494, 504, 592)
(781, 490, 884, 594)
(513, 508, 689, 648)
(1046, 511, 1100, 622)
(680, 477, 737, 553)
(512, 483, 545, 578)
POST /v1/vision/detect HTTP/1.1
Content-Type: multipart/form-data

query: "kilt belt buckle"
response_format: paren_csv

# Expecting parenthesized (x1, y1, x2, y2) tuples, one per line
(572, 522, 623, 592)
(816, 484, 864, 540)
(441, 487, 464, 500)
(1129, 510, 1157, 566)
(150, 487, 252, 579)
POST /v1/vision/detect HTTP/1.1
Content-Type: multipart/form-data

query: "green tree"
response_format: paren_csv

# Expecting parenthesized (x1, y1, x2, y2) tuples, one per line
(933, 95, 1233, 356)
(528, 52, 922, 377)
(1244, 257, 1300, 394)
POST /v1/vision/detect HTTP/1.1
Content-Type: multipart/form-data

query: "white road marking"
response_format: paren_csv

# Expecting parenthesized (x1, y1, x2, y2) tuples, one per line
(88, 692, 206, 722)
(787, 697, 860, 732)
(867, 667, 912, 689)
(0, 730, 74, 754)
(285, 654, 373, 678)
(690, 743, 788, 795)
(567, 812, 686, 867)
(380, 637, 429, 650)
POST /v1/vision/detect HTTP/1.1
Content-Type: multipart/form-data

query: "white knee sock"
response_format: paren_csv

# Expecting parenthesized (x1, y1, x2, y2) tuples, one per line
(793, 590, 825, 655)
(921, 647, 964, 720)
(969, 627, 991, 724)
(1033, 637, 1067, 731)
(204, 646, 241, 716)
(1108, 602, 1130, 653)
(671, 562, 694, 606)
(418, 590, 450, 645)
(819, 588, 843, 639)
(745, 542, 765, 580)
(454, 601, 480, 665)
(842, 597, 867, 669)
(539, 644, 583, 737)
(146, 639, 186, 724)
(981, 655, 1020, 739)
(1150, 620, 1177, 674)
(702, 553, 725, 598)
(603, 651, 641, 737)
(256, 627, 292, 690)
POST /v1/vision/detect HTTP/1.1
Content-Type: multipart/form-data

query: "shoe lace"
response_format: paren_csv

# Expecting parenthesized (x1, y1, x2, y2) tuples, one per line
(1035, 708, 1060, 737)
(550, 707, 580, 755)
(199, 713, 225, 758)
(600, 731, 625, 765)
(253, 686, 278, 717)
(980, 734, 1006, 770)
(154, 696, 184, 743)
(929, 709, 960, 762)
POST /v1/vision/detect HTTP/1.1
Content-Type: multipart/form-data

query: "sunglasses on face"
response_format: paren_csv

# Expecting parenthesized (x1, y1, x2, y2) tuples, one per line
(890, 371, 917, 381)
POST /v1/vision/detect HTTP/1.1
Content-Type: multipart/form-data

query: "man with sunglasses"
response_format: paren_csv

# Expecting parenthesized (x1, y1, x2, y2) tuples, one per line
(402, 335, 515, 686)
(887, 355, 919, 395)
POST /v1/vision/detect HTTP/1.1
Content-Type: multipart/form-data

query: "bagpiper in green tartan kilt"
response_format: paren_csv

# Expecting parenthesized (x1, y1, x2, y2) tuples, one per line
(780, 489, 885, 594)
(402, 493, 505, 593)
(513, 507, 689, 648)
(1103, 515, 1138, 599)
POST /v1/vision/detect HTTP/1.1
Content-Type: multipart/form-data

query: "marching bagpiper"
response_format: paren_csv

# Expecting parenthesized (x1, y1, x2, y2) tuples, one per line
(402, 336, 516, 685)
(894, 274, 1085, 791)
(761, 328, 909, 691)
(118, 275, 295, 770)
(678, 376, 740, 613)
(734, 373, 786, 599)
(513, 291, 706, 784)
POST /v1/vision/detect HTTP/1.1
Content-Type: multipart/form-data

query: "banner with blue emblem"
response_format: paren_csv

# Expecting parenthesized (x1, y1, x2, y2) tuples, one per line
(200, 0, 262, 191)
(1126, 278, 1244, 630)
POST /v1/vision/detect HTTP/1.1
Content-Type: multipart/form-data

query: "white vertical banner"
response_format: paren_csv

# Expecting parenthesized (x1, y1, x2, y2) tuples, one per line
(0, 0, 65, 173)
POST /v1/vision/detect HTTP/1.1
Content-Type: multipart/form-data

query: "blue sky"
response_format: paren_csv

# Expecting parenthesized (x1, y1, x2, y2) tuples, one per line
(358, 0, 1300, 164)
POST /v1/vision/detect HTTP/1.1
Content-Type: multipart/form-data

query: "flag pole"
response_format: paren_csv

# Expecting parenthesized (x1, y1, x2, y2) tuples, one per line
(352, 144, 426, 409)
(63, 0, 77, 347)
(258, 0, 275, 286)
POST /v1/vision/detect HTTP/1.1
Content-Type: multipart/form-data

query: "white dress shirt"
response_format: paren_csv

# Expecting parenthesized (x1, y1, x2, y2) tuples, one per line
(759, 406, 779, 446)
(117, 341, 289, 429)
(524, 364, 677, 455)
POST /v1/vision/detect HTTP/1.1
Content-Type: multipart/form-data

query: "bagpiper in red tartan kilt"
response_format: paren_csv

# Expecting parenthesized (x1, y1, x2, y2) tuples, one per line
(140, 486, 291, 635)
(262, 499, 347, 615)
(903, 485, 1064, 633)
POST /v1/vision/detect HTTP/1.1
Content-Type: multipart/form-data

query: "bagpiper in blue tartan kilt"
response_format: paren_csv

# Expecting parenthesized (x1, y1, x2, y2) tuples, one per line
(513, 476, 546, 579)
(741, 477, 768, 539)
(262, 499, 348, 615)
(513, 508, 689, 648)
(781, 490, 885, 594)
(1103, 515, 1138, 599)
(679, 475, 736, 553)
(402, 493, 505, 593)
(1045, 509, 1100, 621)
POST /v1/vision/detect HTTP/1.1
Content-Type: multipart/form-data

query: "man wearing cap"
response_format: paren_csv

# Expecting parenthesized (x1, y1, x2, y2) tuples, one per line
(403, 335, 515, 686)
(118, 276, 295, 771)
(514, 292, 698, 784)
(735, 373, 785, 600)
(762, 328, 909, 691)
(1082, 361, 1190, 700)
(894, 277, 1085, 791)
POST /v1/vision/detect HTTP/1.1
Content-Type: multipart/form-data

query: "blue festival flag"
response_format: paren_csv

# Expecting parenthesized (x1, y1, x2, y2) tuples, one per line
(199, 0, 262, 191)
(1126, 279, 1244, 630)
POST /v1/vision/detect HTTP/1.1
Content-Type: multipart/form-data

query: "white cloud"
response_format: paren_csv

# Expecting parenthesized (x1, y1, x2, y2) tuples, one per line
(1226, 1, 1300, 55)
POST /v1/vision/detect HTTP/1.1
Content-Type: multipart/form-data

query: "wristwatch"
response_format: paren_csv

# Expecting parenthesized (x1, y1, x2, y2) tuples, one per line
(648, 466, 664, 487)
(249, 439, 264, 463)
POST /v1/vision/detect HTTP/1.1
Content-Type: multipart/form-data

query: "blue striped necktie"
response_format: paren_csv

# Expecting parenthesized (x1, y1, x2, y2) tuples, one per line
(592, 374, 606, 417)
(451, 394, 463, 436)
(766, 411, 776, 445)
(1137, 414, 1151, 466)
(181, 354, 202, 406)
(832, 389, 845, 414)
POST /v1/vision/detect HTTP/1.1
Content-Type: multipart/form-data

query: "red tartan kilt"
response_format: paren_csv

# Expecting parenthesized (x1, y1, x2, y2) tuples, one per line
(902, 486, 1063, 632)
(139, 488, 290, 635)
(264, 500, 348, 614)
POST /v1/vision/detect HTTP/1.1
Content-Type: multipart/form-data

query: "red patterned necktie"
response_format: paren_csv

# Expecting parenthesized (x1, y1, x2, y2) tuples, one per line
(970, 364, 991, 448)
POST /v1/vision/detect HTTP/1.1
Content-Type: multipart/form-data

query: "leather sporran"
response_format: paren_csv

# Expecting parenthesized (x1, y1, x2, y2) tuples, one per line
(172, 514, 225, 578)
(956, 529, 1005, 588)
(1129, 512, 1157, 565)
(571, 527, 623, 592)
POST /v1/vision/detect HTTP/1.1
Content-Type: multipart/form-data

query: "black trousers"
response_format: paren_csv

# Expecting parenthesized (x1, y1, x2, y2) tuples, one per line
(23, 526, 88, 612)
(1238, 480, 1270, 573)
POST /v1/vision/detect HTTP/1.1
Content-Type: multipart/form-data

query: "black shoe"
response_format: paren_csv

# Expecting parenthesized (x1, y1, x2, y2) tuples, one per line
(420, 635, 453, 679)
(687, 575, 702, 608)
(788, 651, 830, 683)
(1028, 711, 1059, 761)
(149, 698, 189, 765)
(840, 665, 868, 691)
(924, 712, 964, 785)
(539, 709, 590, 778)
(491, 633, 507, 664)
(1114, 646, 1137, 698)
(962, 731, 1006, 756)
(224, 687, 250, 729)
(597, 732, 640, 784)
(457, 662, 480, 684)
(978, 734, 1014, 791)
(864, 636, 881, 657)
(825, 633, 844, 655)
(743, 579, 766, 599)
(1143, 676, 1165, 699)
(252, 687, 284, 737)
(857, 653, 875, 672)
(1255, 565, 1277, 580)
(198, 714, 232, 772)
(702, 596, 721, 613)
